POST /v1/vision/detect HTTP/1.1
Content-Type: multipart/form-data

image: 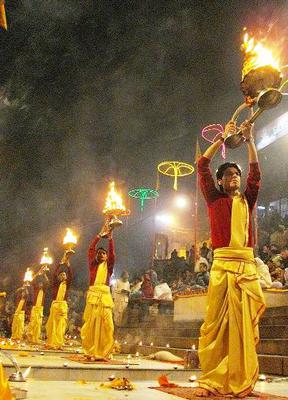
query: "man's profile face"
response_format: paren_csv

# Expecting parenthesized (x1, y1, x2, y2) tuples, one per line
(218, 167, 241, 192)
(96, 249, 108, 263)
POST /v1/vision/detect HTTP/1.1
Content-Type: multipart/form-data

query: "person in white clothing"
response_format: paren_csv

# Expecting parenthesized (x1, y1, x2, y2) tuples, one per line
(112, 270, 130, 326)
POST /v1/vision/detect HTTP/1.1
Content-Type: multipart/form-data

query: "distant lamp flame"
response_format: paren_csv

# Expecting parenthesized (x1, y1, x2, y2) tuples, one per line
(23, 269, 33, 282)
(241, 31, 280, 78)
(103, 181, 126, 215)
(40, 248, 53, 266)
(63, 228, 77, 246)
(63, 228, 77, 253)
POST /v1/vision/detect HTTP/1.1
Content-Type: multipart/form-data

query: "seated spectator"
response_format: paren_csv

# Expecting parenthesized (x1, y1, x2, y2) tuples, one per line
(182, 269, 195, 286)
(130, 277, 143, 299)
(146, 267, 158, 287)
(259, 244, 271, 264)
(195, 257, 209, 272)
(200, 242, 209, 259)
(195, 262, 210, 287)
(141, 273, 154, 298)
(267, 260, 284, 288)
(280, 247, 288, 269)
(255, 257, 272, 288)
(154, 282, 172, 300)
(270, 225, 288, 250)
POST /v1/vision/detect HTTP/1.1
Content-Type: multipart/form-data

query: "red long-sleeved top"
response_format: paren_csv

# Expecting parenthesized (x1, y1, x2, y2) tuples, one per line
(88, 235, 115, 286)
(198, 156, 260, 250)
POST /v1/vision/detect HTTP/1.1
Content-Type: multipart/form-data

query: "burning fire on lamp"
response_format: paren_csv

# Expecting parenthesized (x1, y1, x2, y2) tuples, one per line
(40, 248, 53, 271)
(100, 181, 130, 238)
(63, 228, 78, 254)
(225, 29, 283, 148)
(23, 268, 33, 283)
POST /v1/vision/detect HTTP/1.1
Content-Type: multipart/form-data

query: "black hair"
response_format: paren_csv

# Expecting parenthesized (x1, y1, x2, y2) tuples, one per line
(216, 162, 242, 180)
(96, 247, 107, 254)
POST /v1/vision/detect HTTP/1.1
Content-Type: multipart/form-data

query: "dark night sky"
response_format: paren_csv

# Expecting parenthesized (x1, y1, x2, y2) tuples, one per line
(1, 0, 288, 289)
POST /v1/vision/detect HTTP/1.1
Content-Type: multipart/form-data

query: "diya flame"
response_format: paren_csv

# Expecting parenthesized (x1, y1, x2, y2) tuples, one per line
(241, 29, 280, 79)
(40, 248, 53, 266)
(24, 268, 33, 282)
(63, 228, 77, 246)
(103, 181, 126, 214)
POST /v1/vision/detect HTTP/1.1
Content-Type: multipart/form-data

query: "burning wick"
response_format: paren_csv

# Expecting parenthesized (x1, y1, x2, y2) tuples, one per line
(135, 352, 139, 357)
(139, 341, 143, 346)
(123, 340, 127, 345)
(108, 375, 115, 381)
(191, 344, 196, 350)
(166, 343, 170, 348)
(150, 342, 154, 347)
(259, 374, 267, 381)
(189, 375, 197, 382)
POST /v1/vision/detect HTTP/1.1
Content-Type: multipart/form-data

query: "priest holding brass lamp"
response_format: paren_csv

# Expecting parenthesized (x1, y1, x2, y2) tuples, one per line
(81, 181, 129, 359)
(46, 229, 76, 349)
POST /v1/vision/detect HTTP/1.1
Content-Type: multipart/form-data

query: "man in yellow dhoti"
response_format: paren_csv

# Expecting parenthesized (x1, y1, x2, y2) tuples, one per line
(193, 120, 266, 397)
(11, 281, 33, 341)
(27, 267, 49, 344)
(0, 363, 13, 400)
(46, 255, 73, 349)
(81, 229, 115, 359)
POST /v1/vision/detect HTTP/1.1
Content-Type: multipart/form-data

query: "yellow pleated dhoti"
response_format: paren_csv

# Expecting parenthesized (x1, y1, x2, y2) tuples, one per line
(81, 283, 114, 359)
(197, 194, 266, 397)
(27, 289, 44, 344)
(11, 299, 25, 341)
(0, 363, 13, 400)
(46, 282, 68, 348)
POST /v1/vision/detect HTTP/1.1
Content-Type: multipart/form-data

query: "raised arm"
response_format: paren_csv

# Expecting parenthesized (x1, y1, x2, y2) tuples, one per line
(238, 120, 260, 208)
(239, 120, 258, 163)
(88, 234, 101, 266)
(107, 232, 115, 273)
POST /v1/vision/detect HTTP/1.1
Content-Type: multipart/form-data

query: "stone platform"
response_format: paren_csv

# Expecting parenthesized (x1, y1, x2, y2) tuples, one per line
(0, 348, 196, 382)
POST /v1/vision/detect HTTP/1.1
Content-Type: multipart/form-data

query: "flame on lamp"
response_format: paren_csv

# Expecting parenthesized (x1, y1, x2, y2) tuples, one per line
(103, 181, 126, 214)
(24, 268, 33, 282)
(63, 228, 77, 246)
(241, 30, 280, 79)
(40, 248, 53, 266)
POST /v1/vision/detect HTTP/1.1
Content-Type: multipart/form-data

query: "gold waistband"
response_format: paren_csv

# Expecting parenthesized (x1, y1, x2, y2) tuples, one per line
(214, 247, 254, 263)
(89, 284, 110, 294)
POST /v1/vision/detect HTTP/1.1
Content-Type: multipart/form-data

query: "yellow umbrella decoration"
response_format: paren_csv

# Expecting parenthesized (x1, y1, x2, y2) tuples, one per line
(157, 161, 194, 191)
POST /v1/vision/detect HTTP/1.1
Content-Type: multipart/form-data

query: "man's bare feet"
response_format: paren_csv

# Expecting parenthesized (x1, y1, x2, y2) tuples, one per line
(189, 388, 212, 397)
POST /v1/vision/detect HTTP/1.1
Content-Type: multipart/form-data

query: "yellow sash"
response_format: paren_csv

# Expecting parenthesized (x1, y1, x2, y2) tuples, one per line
(56, 282, 67, 301)
(16, 299, 25, 313)
(229, 193, 249, 248)
(94, 261, 108, 285)
(36, 289, 43, 306)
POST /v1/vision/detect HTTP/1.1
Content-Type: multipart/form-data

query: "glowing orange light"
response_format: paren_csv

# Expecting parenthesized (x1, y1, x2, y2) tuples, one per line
(241, 30, 280, 79)
(40, 248, 53, 266)
(24, 268, 33, 282)
(63, 228, 77, 246)
(103, 181, 126, 215)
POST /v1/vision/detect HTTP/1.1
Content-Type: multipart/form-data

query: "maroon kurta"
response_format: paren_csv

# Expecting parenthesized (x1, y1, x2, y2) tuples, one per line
(197, 156, 260, 249)
(88, 235, 115, 286)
